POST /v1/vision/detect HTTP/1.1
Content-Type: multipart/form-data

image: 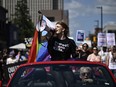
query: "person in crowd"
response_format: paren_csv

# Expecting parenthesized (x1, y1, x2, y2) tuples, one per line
(25, 49, 30, 59)
(6, 53, 19, 64)
(2, 48, 8, 65)
(79, 67, 94, 84)
(15, 50, 27, 61)
(106, 45, 116, 76)
(9, 50, 15, 56)
(81, 43, 91, 61)
(98, 46, 108, 64)
(75, 43, 91, 61)
(47, 21, 76, 61)
(0, 51, 3, 83)
(87, 47, 101, 62)
(75, 46, 82, 60)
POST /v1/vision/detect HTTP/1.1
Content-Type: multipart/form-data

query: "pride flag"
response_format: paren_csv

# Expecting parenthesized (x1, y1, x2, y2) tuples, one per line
(28, 15, 55, 63)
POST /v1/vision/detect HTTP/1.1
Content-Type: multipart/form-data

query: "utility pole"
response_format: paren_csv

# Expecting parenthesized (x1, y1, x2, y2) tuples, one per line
(97, 6, 103, 32)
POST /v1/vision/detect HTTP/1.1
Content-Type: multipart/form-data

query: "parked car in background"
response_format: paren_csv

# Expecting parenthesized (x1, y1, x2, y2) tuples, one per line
(7, 61, 116, 87)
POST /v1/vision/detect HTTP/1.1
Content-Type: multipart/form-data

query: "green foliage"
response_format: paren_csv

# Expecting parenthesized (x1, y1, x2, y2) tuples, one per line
(13, 0, 34, 42)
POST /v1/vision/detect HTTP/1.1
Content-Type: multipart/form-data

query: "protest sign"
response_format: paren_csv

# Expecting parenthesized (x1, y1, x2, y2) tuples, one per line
(76, 30, 85, 43)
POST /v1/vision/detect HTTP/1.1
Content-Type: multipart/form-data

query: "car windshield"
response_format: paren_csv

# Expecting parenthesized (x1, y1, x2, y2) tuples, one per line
(9, 64, 115, 87)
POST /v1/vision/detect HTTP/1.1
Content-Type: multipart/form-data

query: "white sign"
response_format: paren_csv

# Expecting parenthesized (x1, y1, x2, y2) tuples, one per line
(106, 33, 115, 47)
(97, 33, 115, 47)
(97, 33, 107, 47)
(76, 30, 85, 43)
(24, 38, 33, 47)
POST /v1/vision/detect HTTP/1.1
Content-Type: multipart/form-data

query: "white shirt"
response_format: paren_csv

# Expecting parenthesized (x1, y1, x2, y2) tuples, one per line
(6, 57, 18, 65)
(108, 52, 116, 69)
(87, 53, 101, 62)
(98, 50, 108, 64)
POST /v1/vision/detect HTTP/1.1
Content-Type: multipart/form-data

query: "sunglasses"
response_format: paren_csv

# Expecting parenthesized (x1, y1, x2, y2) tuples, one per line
(81, 72, 91, 76)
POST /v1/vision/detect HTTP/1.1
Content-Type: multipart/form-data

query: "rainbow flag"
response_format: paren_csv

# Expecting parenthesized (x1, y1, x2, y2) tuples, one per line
(28, 15, 55, 63)
(36, 41, 50, 61)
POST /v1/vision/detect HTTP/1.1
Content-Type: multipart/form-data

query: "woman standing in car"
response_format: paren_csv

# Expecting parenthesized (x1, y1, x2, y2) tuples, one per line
(47, 21, 76, 61)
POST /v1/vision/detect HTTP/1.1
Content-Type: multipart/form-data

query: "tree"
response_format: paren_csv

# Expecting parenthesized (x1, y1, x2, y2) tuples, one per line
(13, 0, 34, 42)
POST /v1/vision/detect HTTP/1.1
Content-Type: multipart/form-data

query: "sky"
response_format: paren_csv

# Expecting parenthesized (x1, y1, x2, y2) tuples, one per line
(64, 0, 116, 41)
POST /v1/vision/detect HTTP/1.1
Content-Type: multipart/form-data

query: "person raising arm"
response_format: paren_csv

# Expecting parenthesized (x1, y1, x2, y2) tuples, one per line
(47, 21, 76, 61)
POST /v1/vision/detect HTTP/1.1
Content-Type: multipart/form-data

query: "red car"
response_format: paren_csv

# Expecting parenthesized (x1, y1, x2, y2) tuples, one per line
(0, 71, 2, 87)
(7, 61, 116, 87)
(0, 80, 1, 87)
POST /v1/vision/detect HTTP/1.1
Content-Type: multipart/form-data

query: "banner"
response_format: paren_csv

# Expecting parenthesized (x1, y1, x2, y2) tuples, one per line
(3, 61, 27, 82)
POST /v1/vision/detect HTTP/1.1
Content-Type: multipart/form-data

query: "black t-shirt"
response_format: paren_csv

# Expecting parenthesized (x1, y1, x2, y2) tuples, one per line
(76, 50, 91, 61)
(81, 50, 91, 61)
(47, 37, 76, 61)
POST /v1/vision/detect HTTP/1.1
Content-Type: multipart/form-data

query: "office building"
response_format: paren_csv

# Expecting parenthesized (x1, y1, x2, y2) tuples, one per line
(2, 0, 68, 26)
(103, 22, 116, 33)
(0, 0, 69, 47)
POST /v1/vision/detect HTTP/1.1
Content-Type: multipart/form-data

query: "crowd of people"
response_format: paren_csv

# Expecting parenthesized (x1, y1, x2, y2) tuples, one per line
(0, 48, 29, 83)
(0, 21, 116, 84)
(0, 48, 29, 65)
(46, 21, 116, 77)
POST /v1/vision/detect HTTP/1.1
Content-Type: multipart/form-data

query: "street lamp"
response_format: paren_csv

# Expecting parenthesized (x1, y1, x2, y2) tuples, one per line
(97, 6, 103, 32)
(95, 20, 99, 28)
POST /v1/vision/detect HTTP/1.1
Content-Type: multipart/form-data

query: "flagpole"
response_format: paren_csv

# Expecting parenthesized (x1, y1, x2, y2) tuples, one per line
(38, 11, 43, 26)
(38, 11, 43, 43)
(28, 11, 55, 62)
